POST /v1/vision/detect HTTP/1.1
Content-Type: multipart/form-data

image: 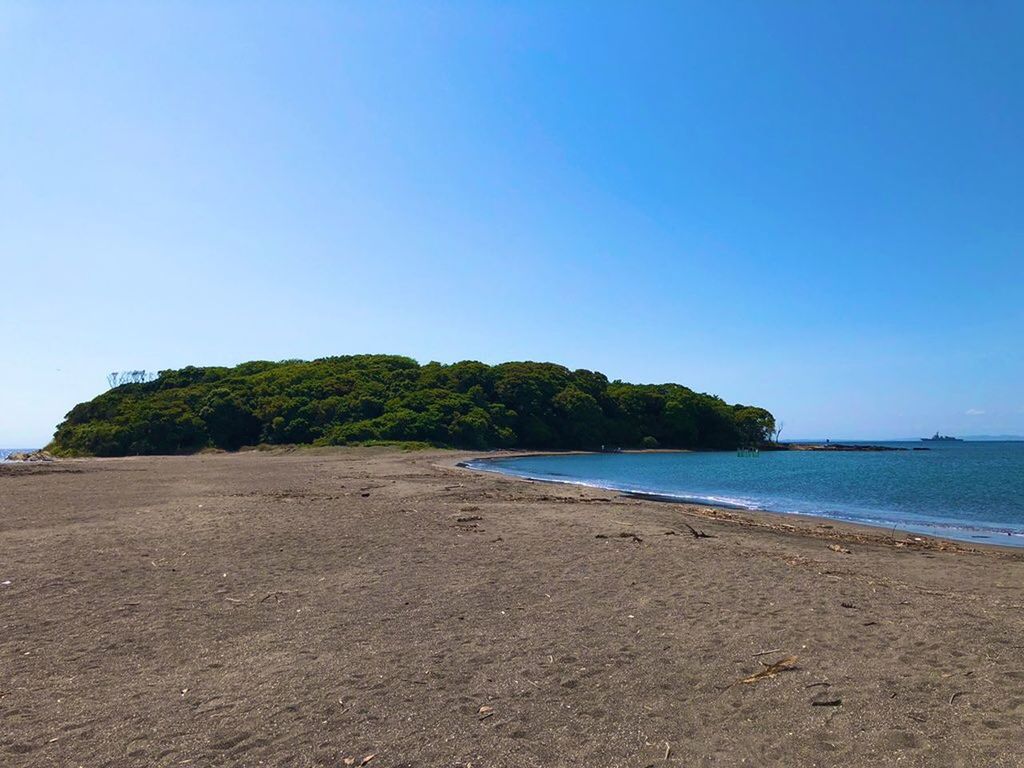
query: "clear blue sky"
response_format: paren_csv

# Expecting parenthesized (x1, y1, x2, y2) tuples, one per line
(3, 1, 1022, 446)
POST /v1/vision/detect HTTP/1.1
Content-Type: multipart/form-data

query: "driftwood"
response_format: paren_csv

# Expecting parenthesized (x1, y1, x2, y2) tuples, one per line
(811, 696, 842, 706)
(683, 522, 713, 539)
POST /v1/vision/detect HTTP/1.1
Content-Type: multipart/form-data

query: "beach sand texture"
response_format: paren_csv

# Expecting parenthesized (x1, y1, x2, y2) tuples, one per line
(2, 448, 1023, 766)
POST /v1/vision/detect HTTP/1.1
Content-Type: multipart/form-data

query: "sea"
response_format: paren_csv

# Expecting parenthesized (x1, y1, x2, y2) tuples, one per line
(467, 441, 1024, 546)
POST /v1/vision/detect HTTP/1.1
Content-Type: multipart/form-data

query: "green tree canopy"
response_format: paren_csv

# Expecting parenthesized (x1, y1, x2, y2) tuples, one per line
(51, 355, 775, 456)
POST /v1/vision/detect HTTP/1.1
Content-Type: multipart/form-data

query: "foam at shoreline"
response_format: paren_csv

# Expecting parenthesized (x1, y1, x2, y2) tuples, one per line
(464, 453, 1024, 547)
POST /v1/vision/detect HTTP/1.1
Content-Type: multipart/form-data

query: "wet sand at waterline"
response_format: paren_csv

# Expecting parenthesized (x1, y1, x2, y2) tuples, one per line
(2, 449, 1023, 766)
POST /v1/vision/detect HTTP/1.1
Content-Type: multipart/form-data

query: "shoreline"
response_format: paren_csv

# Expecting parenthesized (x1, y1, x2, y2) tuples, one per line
(454, 451, 1024, 552)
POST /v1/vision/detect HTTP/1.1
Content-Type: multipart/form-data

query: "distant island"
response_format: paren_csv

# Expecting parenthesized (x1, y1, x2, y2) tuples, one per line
(50, 355, 776, 456)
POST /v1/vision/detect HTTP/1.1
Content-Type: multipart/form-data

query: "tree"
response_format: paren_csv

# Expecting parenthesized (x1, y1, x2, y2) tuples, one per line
(106, 370, 157, 388)
(198, 389, 261, 450)
(553, 386, 605, 448)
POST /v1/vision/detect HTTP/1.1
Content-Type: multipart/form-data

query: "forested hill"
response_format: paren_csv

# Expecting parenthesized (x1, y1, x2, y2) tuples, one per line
(50, 355, 775, 456)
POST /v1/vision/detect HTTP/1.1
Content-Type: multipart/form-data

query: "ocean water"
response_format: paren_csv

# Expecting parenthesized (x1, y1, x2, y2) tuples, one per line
(468, 442, 1024, 546)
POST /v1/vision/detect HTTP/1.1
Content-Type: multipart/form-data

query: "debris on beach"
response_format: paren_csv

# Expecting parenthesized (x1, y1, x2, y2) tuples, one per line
(810, 694, 842, 706)
(827, 544, 852, 554)
(741, 655, 799, 684)
(344, 755, 376, 766)
(683, 522, 712, 539)
(478, 705, 495, 720)
(453, 522, 484, 533)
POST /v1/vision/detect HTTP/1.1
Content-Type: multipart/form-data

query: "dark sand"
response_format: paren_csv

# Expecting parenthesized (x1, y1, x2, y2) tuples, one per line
(2, 449, 1023, 766)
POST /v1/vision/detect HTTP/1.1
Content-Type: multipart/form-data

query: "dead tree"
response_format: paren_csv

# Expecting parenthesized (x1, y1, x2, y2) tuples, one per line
(106, 370, 157, 389)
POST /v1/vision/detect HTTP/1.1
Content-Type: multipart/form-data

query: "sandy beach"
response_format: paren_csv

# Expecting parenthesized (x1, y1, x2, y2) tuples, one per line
(2, 448, 1023, 767)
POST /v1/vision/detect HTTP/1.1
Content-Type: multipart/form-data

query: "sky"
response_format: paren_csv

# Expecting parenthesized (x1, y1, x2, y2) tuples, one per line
(2, 1, 1022, 446)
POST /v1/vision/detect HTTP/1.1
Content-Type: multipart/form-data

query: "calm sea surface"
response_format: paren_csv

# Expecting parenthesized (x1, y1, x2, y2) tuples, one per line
(469, 442, 1024, 546)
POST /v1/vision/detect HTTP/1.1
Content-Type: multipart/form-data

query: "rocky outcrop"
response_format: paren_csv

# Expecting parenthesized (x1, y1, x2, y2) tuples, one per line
(5, 450, 56, 462)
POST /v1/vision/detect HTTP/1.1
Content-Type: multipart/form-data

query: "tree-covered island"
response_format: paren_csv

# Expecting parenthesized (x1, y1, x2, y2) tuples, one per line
(50, 355, 775, 456)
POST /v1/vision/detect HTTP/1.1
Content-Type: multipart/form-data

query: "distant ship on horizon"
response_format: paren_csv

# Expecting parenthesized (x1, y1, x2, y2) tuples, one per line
(921, 432, 962, 442)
